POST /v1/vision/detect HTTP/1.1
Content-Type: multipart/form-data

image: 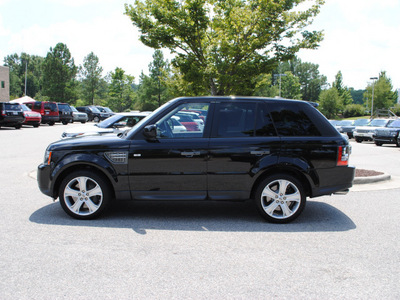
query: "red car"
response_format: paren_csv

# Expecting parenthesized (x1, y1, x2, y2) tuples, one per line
(175, 113, 200, 131)
(21, 104, 41, 127)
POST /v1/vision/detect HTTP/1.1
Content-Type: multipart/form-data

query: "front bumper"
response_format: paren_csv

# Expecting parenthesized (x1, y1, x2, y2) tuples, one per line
(37, 163, 54, 198)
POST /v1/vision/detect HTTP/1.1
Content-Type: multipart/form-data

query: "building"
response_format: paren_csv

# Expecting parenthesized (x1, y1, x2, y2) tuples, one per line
(0, 66, 10, 102)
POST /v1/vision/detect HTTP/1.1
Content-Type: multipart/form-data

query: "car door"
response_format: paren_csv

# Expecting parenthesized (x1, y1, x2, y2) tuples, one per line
(207, 100, 280, 200)
(128, 100, 212, 201)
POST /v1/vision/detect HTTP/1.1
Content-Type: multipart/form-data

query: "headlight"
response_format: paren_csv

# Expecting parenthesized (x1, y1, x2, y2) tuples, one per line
(44, 150, 52, 165)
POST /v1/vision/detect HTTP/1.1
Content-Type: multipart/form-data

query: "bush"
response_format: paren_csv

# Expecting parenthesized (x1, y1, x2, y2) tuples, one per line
(343, 104, 366, 118)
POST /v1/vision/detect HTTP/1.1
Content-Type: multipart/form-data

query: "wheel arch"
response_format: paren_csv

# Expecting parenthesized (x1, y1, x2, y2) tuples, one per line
(52, 163, 116, 200)
(250, 165, 314, 200)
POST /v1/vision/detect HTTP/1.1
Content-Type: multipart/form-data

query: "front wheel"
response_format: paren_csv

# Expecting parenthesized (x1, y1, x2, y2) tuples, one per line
(375, 141, 383, 146)
(396, 138, 400, 147)
(255, 174, 306, 223)
(59, 170, 111, 219)
(93, 116, 100, 123)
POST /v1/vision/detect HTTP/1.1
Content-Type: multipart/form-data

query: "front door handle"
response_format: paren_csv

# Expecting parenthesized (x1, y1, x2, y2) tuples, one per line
(251, 150, 270, 156)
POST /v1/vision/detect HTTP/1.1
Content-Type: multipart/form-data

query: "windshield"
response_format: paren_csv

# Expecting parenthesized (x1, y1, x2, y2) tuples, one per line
(89, 106, 101, 113)
(71, 106, 78, 112)
(369, 119, 388, 127)
(340, 120, 353, 126)
(388, 120, 400, 128)
(103, 107, 113, 113)
(4, 103, 22, 111)
(20, 104, 30, 111)
(96, 114, 122, 128)
(353, 119, 369, 126)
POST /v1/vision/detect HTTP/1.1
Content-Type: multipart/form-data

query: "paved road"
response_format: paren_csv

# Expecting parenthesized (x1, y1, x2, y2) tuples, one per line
(1, 124, 399, 299)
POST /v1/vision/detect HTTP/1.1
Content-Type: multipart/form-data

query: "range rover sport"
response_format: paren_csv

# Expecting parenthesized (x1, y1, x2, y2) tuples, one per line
(37, 96, 355, 223)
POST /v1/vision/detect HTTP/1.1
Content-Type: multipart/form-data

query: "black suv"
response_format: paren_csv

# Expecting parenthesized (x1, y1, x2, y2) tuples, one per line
(373, 119, 400, 147)
(0, 102, 25, 129)
(57, 103, 73, 125)
(38, 97, 355, 223)
(76, 106, 108, 122)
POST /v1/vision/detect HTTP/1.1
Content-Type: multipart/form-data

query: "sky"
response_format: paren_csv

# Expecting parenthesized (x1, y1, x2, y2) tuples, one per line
(1, 0, 399, 91)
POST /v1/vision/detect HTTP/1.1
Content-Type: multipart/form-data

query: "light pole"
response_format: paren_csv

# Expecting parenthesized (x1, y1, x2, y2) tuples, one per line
(273, 73, 287, 98)
(370, 76, 378, 118)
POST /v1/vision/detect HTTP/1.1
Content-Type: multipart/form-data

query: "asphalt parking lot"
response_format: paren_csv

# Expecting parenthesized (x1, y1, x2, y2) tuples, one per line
(1, 123, 399, 299)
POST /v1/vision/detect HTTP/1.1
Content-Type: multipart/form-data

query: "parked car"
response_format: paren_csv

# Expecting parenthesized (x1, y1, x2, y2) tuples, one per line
(20, 104, 41, 127)
(335, 120, 355, 138)
(174, 112, 200, 131)
(76, 106, 108, 122)
(373, 119, 400, 147)
(0, 102, 25, 129)
(353, 119, 394, 143)
(61, 112, 151, 139)
(71, 106, 88, 123)
(57, 103, 73, 125)
(38, 96, 354, 223)
(95, 106, 115, 118)
(25, 101, 59, 125)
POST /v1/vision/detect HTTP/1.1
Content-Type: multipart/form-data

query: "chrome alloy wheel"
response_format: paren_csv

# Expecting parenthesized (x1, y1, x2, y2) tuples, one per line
(260, 179, 301, 220)
(63, 176, 103, 216)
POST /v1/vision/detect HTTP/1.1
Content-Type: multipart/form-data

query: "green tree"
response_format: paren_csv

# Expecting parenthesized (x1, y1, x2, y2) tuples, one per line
(364, 71, 397, 112)
(125, 0, 325, 95)
(42, 43, 77, 103)
(148, 50, 170, 107)
(108, 67, 135, 112)
(349, 88, 365, 105)
(280, 57, 327, 101)
(79, 52, 103, 105)
(318, 87, 342, 119)
(278, 71, 302, 99)
(4, 53, 44, 98)
(333, 71, 353, 106)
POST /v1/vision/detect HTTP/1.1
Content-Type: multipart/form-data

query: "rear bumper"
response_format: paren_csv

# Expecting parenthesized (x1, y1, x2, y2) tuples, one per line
(311, 165, 355, 197)
(42, 115, 59, 123)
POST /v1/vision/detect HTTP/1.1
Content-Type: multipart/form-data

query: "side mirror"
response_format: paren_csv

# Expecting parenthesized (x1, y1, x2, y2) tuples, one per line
(143, 124, 157, 140)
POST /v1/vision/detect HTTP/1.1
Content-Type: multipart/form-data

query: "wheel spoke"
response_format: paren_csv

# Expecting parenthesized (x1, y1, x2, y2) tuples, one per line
(70, 199, 85, 213)
(278, 180, 290, 196)
(64, 185, 80, 199)
(262, 186, 277, 199)
(285, 191, 300, 203)
(264, 201, 280, 216)
(280, 202, 293, 217)
(87, 185, 102, 197)
(85, 199, 100, 213)
(76, 177, 88, 191)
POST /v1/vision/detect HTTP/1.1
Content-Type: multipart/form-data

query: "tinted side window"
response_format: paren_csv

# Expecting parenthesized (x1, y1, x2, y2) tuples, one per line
(216, 102, 256, 137)
(269, 103, 321, 136)
(255, 103, 277, 137)
(33, 102, 42, 110)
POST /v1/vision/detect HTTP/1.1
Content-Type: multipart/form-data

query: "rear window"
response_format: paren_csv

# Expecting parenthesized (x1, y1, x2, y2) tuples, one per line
(44, 102, 58, 112)
(268, 102, 321, 136)
(4, 103, 21, 111)
(58, 104, 71, 111)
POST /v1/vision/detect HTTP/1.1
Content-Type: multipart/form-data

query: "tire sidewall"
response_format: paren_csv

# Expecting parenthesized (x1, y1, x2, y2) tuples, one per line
(255, 174, 306, 223)
(59, 170, 111, 220)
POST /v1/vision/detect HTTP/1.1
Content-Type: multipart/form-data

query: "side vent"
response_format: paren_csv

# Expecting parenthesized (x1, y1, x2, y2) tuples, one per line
(104, 152, 128, 164)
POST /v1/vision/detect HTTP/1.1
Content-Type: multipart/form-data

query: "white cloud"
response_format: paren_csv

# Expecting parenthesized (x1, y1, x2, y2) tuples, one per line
(5, 11, 155, 81)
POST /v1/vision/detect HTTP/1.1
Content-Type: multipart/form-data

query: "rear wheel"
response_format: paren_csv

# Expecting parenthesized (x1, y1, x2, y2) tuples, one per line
(255, 174, 306, 223)
(59, 170, 111, 220)
(355, 138, 362, 143)
(396, 138, 400, 147)
(375, 141, 383, 146)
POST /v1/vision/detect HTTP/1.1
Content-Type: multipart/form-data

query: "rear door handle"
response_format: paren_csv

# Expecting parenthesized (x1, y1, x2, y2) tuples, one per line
(181, 151, 201, 157)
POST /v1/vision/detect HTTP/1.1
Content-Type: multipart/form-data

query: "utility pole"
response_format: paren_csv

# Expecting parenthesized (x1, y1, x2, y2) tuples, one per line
(370, 76, 378, 118)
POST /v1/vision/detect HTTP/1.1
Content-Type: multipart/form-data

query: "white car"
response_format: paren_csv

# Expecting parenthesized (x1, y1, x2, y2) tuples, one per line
(71, 106, 88, 123)
(61, 112, 151, 139)
(353, 119, 393, 143)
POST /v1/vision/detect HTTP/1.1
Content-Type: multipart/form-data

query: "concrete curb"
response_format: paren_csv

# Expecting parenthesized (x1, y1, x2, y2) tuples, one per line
(353, 172, 391, 184)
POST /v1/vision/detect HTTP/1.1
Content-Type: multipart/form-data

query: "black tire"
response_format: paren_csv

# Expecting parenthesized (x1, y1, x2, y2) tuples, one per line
(254, 174, 306, 223)
(93, 116, 100, 123)
(355, 138, 362, 143)
(59, 170, 111, 220)
(15, 124, 22, 129)
(374, 141, 382, 146)
(33, 123, 40, 128)
(396, 138, 400, 147)
(48, 121, 55, 126)
(62, 121, 68, 125)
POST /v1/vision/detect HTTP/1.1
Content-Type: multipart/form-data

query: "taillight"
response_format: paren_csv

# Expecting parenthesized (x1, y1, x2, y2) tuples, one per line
(1, 110, 5, 116)
(337, 145, 350, 166)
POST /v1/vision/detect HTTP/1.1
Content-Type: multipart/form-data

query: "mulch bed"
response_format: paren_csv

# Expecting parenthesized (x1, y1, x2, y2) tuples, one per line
(355, 168, 384, 177)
